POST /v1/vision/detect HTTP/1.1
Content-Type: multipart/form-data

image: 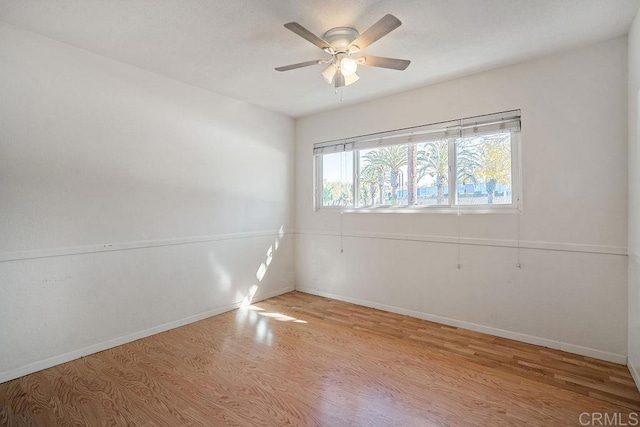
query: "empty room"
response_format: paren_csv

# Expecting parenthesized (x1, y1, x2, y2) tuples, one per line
(1, 0, 640, 425)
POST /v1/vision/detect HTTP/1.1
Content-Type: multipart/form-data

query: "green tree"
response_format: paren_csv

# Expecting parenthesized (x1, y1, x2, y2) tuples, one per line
(478, 135, 511, 204)
(457, 135, 511, 204)
(322, 180, 353, 206)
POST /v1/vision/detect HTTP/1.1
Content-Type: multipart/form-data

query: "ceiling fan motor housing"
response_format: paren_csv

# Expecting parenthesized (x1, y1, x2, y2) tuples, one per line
(323, 27, 359, 53)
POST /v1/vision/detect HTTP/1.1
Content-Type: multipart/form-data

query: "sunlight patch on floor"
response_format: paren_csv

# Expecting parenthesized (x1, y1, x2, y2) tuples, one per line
(258, 311, 308, 323)
(240, 304, 308, 324)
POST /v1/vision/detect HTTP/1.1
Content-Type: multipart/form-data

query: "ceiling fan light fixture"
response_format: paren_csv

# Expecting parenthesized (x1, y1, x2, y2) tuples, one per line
(339, 57, 358, 77)
(321, 63, 338, 84)
(344, 72, 359, 86)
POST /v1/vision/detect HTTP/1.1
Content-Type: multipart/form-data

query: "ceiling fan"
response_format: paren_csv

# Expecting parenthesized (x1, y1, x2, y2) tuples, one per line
(275, 14, 410, 88)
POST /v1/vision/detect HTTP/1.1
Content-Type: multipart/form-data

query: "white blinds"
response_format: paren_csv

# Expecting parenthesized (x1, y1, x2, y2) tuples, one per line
(313, 110, 521, 155)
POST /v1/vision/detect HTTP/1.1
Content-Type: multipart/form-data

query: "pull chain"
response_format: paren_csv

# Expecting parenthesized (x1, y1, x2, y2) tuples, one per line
(516, 203, 522, 268)
(340, 148, 346, 253)
(457, 205, 461, 269)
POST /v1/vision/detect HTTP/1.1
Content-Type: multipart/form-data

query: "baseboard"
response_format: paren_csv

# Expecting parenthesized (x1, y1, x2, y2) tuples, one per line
(0, 285, 294, 384)
(629, 360, 640, 393)
(296, 287, 627, 365)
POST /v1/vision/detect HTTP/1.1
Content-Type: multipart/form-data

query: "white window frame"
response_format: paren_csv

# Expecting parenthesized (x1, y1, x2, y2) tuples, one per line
(314, 110, 523, 213)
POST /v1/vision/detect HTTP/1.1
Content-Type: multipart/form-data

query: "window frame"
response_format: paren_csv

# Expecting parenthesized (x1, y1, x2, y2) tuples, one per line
(314, 151, 358, 210)
(314, 111, 522, 214)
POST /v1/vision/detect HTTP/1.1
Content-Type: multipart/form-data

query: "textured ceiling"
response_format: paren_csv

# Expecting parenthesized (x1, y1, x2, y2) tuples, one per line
(1, 0, 639, 117)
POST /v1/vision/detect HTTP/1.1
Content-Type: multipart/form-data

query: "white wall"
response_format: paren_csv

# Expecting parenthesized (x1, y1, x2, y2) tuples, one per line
(0, 23, 295, 383)
(629, 10, 640, 388)
(295, 37, 629, 363)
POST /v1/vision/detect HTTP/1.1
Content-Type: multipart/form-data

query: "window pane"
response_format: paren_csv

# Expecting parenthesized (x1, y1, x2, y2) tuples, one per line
(416, 140, 450, 206)
(321, 151, 353, 207)
(358, 146, 408, 207)
(456, 133, 512, 206)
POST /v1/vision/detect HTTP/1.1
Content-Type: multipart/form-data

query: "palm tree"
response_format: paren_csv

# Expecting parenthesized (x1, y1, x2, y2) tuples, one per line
(418, 140, 449, 204)
(455, 139, 484, 195)
(359, 166, 378, 206)
(362, 146, 407, 204)
(407, 144, 418, 205)
(361, 160, 386, 205)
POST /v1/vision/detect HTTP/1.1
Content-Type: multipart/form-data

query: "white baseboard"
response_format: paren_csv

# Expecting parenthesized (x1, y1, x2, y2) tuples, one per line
(0, 285, 294, 384)
(296, 287, 627, 365)
(629, 359, 640, 393)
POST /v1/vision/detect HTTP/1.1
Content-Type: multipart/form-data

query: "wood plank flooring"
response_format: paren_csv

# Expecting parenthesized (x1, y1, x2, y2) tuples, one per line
(1, 291, 639, 426)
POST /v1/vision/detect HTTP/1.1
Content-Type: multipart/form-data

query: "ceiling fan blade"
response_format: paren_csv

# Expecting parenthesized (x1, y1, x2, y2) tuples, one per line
(335, 69, 345, 88)
(349, 14, 401, 51)
(284, 22, 334, 51)
(275, 60, 324, 72)
(358, 55, 410, 70)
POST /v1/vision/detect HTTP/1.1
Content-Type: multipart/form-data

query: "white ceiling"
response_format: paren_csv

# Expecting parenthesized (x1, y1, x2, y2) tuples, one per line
(1, 0, 638, 117)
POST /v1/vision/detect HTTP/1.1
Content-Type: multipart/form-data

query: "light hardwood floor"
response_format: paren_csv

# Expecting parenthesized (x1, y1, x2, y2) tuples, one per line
(1, 291, 639, 426)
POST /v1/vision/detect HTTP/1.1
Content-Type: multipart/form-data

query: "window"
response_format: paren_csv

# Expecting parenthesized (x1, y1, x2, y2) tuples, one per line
(314, 110, 521, 211)
(455, 133, 513, 206)
(318, 151, 353, 207)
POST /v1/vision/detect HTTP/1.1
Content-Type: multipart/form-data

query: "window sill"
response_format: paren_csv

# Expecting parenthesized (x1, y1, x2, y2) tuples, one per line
(317, 205, 522, 214)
